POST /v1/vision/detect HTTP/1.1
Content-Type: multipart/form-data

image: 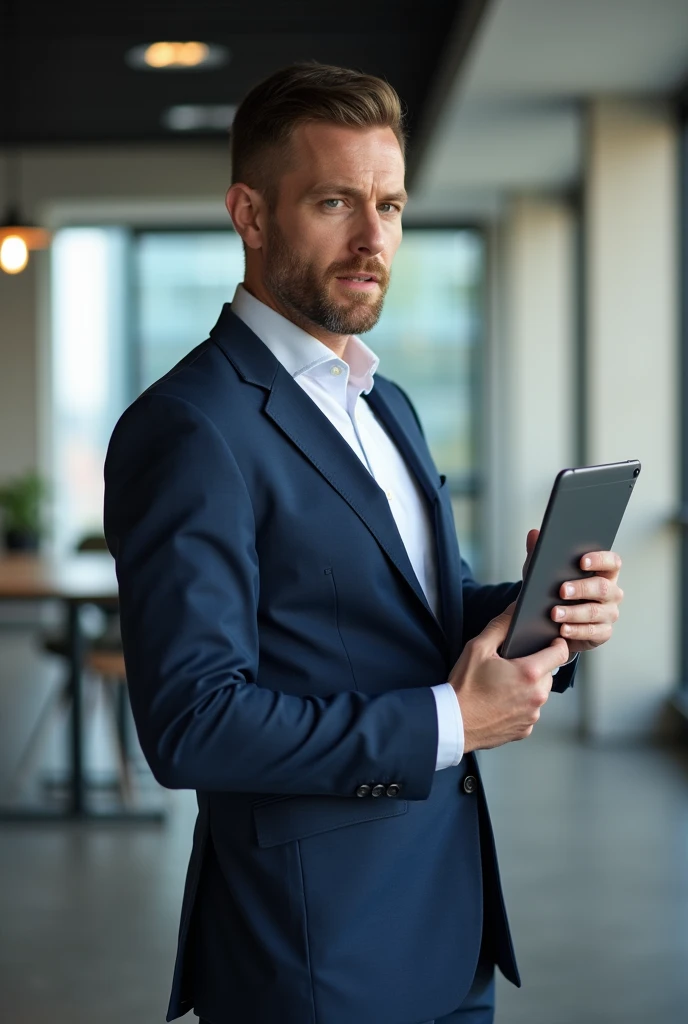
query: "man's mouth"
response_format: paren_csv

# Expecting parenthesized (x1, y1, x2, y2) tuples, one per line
(335, 274, 379, 290)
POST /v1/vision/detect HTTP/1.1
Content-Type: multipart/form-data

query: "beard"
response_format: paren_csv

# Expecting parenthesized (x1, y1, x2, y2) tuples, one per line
(263, 219, 389, 336)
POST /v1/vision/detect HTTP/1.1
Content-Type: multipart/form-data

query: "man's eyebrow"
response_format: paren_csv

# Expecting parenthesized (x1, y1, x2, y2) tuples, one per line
(305, 182, 408, 204)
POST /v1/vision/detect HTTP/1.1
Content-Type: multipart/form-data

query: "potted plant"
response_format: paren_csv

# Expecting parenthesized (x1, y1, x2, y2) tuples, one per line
(0, 471, 49, 552)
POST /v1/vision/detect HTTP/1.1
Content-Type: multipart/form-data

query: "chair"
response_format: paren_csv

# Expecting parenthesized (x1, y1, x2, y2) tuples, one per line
(7, 534, 135, 808)
(84, 647, 134, 806)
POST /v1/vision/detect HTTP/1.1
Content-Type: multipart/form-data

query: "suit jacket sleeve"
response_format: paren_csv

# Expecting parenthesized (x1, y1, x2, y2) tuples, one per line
(459, 561, 522, 645)
(103, 392, 440, 799)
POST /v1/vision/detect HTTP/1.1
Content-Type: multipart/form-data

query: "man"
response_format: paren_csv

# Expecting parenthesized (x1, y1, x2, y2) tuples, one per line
(103, 63, 624, 1024)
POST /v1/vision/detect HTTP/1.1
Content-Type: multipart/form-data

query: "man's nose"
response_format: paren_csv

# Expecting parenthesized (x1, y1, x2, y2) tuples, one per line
(349, 211, 385, 258)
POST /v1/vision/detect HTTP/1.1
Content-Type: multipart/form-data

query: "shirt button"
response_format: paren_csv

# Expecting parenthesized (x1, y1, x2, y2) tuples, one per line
(330, 365, 342, 376)
(385, 490, 393, 501)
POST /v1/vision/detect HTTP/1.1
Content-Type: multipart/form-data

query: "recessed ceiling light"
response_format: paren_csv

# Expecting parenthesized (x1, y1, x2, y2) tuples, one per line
(162, 104, 237, 132)
(126, 41, 230, 71)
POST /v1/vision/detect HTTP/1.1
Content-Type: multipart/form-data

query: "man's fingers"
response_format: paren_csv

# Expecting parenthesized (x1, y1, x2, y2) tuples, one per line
(560, 576, 623, 602)
(579, 550, 622, 576)
(551, 601, 619, 625)
(561, 622, 613, 643)
(514, 637, 570, 679)
(525, 528, 539, 556)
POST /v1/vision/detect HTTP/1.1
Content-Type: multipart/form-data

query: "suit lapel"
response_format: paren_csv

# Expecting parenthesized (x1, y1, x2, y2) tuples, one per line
(363, 386, 440, 506)
(364, 384, 464, 658)
(211, 305, 450, 652)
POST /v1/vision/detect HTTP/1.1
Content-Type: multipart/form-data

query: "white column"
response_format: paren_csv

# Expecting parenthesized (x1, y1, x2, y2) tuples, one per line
(583, 99, 679, 740)
(484, 196, 576, 584)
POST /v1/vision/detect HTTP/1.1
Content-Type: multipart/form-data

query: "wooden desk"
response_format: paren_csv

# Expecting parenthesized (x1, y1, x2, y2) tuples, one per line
(0, 552, 161, 822)
(0, 551, 118, 604)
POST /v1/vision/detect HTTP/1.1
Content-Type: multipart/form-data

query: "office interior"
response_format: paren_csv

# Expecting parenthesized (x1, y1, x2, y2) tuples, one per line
(0, 1, 687, 1021)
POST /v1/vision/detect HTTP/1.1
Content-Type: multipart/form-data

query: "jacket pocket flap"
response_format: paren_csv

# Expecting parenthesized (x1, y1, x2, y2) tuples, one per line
(253, 793, 408, 848)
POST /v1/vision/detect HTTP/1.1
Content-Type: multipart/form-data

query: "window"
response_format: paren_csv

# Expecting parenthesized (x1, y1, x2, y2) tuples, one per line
(51, 226, 485, 566)
(50, 228, 128, 554)
(135, 231, 245, 392)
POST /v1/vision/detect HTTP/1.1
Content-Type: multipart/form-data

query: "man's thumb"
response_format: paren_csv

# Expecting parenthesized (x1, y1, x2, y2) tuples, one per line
(479, 602, 516, 649)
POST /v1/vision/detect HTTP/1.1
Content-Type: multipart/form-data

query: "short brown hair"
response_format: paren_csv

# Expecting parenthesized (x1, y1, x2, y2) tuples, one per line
(230, 62, 406, 200)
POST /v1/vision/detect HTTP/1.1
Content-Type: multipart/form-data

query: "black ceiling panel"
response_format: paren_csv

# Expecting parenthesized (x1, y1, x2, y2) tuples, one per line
(0, 0, 483, 166)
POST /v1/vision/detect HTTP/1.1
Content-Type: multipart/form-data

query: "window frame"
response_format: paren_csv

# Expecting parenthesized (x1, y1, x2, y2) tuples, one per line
(677, 93, 688, 702)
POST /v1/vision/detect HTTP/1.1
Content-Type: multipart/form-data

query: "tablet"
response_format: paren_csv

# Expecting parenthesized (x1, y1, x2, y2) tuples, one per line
(500, 460, 640, 659)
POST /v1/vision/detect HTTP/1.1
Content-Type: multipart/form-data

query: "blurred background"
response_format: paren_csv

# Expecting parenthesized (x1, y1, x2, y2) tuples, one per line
(0, 1, 687, 1021)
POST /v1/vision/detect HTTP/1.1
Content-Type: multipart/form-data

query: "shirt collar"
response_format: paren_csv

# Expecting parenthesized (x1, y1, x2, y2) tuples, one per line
(230, 283, 380, 398)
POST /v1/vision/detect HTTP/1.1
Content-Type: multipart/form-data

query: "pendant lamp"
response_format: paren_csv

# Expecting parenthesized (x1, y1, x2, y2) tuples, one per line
(0, 153, 51, 275)
(1, 0, 51, 276)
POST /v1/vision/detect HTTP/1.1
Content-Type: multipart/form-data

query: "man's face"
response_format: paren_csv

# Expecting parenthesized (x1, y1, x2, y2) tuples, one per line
(262, 122, 407, 336)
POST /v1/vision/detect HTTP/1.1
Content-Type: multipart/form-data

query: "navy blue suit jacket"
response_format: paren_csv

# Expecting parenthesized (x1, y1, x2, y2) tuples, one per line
(103, 305, 575, 1024)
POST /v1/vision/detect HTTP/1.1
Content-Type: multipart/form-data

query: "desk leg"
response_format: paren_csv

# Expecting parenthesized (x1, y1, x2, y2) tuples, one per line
(67, 601, 85, 816)
(0, 597, 165, 823)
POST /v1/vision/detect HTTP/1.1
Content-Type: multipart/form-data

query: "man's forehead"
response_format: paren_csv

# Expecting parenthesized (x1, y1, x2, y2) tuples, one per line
(293, 122, 402, 166)
(285, 124, 405, 192)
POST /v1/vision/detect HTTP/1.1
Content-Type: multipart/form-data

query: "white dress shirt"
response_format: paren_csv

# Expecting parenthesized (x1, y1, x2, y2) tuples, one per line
(230, 283, 464, 770)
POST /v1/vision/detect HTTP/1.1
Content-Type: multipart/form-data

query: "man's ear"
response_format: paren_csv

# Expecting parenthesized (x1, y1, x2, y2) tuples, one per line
(225, 183, 265, 251)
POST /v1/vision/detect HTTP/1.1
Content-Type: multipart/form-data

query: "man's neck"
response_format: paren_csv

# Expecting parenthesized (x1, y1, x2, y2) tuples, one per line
(240, 280, 349, 359)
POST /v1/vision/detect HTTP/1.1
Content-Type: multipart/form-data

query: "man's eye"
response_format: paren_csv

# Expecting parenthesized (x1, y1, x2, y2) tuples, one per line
(323, 199, 343, 209)
(379, 204, 399, 213)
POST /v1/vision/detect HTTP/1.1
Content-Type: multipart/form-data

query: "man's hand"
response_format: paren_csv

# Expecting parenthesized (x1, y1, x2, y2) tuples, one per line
(524, 528, 624, 655)
(448, 604, 570, 753)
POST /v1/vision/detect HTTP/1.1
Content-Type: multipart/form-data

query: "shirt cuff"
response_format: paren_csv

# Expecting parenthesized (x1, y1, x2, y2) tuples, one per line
(430, 682, 465, 771)
(553, 652, 578, 675)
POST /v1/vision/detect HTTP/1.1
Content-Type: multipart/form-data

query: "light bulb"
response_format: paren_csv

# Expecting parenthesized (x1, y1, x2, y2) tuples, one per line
(0, 235, 29, 274)
(144, 42, 176, 67)
(126, 41, 228, 72)
(178, 42, 209, 66)
(144, 41, 209, 68)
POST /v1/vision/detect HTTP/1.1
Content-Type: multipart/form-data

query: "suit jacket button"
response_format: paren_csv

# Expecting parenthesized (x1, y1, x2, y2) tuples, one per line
(463, 775, 477, 795)
(371, 784, 386, 798)
(386, 783, 401, 797)
(356, 784, 372, 798)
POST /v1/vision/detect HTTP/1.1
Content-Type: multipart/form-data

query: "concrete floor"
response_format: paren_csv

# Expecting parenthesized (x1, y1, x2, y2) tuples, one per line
(1, 722, 687, 1024)
(483, 727, 688, 1023)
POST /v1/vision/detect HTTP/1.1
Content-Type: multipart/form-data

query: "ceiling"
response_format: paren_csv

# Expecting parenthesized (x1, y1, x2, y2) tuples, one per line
(0, 0, 483, 173)
(409, 0, 688, 219)
(6, 0, 686, 223)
